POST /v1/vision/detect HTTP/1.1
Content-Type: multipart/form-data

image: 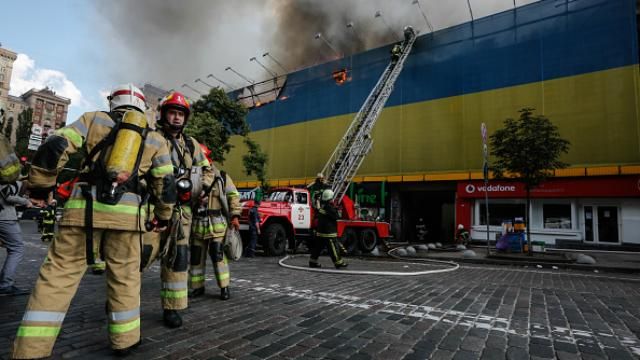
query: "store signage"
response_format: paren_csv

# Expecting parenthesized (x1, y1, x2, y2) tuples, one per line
(458, 177, 640, 198)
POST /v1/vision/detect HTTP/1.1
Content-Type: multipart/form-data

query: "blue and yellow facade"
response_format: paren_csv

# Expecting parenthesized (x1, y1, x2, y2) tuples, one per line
(223, 0, 640, 245)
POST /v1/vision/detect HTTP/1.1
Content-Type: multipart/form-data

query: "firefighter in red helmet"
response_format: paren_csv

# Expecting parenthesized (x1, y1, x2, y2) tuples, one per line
(140, 91, 214, 328)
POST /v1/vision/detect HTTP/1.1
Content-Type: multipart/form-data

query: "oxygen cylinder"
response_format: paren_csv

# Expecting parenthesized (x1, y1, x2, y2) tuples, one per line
(106, 111, 147, 184)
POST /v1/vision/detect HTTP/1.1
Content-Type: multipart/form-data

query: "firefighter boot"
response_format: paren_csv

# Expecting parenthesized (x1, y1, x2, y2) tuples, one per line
(190, 287, 205, 297)
(309, 259, 321, 268)
(220, 287, 230, 300)
(113, 340, 142, 357)
(163, 309, 182, 328)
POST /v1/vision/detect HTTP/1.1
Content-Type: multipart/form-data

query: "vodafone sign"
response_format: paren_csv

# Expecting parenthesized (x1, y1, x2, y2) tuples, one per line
(458, 177, 640, 199)
(464, 184, 516, 194)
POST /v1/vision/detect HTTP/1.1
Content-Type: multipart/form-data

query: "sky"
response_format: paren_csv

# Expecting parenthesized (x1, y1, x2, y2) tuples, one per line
(0, 0, 538, 124)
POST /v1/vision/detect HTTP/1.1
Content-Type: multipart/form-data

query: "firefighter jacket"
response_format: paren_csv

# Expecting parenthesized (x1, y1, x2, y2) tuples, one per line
(0, 134, 21, 184)
(28, 111, 176, 231)
(192, 166, 241, 239)
(157, 129, 214, 217)
(316, 201, 339, 238)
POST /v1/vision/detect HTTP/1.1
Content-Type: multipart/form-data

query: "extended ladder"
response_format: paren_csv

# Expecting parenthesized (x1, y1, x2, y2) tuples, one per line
(321, 26, 418, 203)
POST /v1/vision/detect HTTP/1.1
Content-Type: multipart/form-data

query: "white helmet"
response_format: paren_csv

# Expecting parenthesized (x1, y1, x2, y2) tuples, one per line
(458, 224, 464, 230)
(321, 189, 334, 201)
(108, 83, 147, 113)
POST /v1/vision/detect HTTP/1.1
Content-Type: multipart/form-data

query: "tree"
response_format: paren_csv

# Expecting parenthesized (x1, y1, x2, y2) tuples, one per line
(242, 137, 269, 188)
(3, 116, 14, 140)
(490, 108, 570, 255)
(185, 87, 249, 164)
(15, 108, 33, 159)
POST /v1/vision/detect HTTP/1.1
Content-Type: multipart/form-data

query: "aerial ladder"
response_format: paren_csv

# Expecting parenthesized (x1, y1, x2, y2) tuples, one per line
(321, 26, 418, 204)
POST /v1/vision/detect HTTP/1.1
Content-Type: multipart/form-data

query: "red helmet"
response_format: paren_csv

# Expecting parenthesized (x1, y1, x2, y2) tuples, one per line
(199, 143, 212, 164)
(159, 91, 191, 125)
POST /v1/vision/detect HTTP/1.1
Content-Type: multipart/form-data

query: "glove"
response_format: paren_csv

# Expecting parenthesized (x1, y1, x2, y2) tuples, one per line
(231, 216, 240, 231)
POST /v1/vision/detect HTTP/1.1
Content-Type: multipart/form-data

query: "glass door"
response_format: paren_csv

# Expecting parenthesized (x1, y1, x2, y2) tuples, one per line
(583, 205, 620, 244)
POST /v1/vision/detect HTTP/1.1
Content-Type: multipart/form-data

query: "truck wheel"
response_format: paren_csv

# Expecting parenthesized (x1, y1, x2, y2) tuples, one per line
(358, 229, 378, 253)
(264, 223, 287, 256)
(340, 229, 358, 254)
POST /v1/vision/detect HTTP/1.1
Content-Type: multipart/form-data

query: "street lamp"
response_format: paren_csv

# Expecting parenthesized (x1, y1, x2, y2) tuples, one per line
(206, 74, 231, 88)
(181, 83, 202, 95)
(195, 78, 215, 88)
(346, 21, 363, 45)
(262, 52, 288, 74)
(249, 56, 277, 78)
(314, 32, 341, 58)
(411, 0, 434, 33)
(225, 66, 255, 85)
(374, 10, 400, 39)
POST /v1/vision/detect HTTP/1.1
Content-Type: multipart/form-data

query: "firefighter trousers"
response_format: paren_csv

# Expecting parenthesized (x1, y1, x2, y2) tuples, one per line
(189, 235, 229, 290)
(141, 208, 191, 310)
(12, 226, 142, 359)
(309, 235, 345, 266)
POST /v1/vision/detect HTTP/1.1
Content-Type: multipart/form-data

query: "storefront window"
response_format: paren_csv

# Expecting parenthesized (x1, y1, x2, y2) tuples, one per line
(543, 204, 572, 229)
(479, 202, 526, 226)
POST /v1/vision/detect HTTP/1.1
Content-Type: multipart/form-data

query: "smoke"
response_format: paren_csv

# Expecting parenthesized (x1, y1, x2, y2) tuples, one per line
(92, 0, 538, 92)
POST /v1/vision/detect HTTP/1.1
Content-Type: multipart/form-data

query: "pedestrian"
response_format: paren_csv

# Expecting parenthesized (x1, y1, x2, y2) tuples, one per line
(0, 180, 34, 296)
(189, 147, 242, 301)
(139, 91, 214, 329)
(245, 198, 261, 257)
(12, 83, 176, 358)
(415, 217, 427, 242)
(309, 189, 348, 269)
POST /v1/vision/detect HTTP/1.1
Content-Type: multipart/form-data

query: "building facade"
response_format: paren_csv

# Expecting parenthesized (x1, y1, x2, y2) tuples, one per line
(221, 0, 639, 247)
(0, 46, 17, 102)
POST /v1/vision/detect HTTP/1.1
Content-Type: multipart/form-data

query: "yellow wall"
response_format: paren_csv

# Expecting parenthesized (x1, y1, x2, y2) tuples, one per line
(223, 65, 640, 183)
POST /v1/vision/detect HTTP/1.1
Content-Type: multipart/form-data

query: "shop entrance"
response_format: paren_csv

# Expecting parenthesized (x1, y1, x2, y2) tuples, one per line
(401, 190, 455, 244)
(583, 205, 620, 244)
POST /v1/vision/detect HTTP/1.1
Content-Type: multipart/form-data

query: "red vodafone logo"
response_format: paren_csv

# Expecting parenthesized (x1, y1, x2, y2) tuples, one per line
(465, 184, 476, 193)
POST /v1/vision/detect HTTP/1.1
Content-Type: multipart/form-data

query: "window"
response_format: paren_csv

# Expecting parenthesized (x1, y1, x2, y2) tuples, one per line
(479, 202, 526, 226)
(295, 192, 308, 205)
(543, 204, 572, 229)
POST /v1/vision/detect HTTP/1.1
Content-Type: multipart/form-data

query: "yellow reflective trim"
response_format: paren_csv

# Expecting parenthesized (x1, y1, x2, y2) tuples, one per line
(191, 275, 205, 282)
(56, 128, 83, 148)
(218, 272, 229, 280)
(64, 199, 144, 216)
(150, 164, 173, 176)
(195, 160, 210, 166)
(0, 163, 20, 177)
(213, 223, 226, 232)
(108, 318, 140, 334)
(17, 325, 61, 337)
(160, 289, 188, 299)
(317, 233, 337, 238)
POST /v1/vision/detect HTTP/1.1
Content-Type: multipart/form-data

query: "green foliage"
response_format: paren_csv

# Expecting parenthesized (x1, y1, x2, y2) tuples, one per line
(185, 87, 249, 164)
(15, 108, 33, 158)
(489, 108, 570, 189)
(489, 108, 570, 256)
(3, 116, 14, 139)
(242, 137, 269, 187)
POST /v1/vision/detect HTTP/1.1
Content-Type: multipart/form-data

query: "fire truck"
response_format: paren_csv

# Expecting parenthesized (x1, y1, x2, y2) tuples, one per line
(239, 27, 417, 256)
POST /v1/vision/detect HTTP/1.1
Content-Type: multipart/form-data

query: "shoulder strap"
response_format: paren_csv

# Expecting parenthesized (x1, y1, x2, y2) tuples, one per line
(186, 137, 196, 158)
(83, 112, 119, 169)
(220, 170, 227, 190)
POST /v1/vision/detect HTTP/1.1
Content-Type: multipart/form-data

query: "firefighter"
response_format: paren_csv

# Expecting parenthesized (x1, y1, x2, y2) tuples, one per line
(391, 44, 402, 61)
(309, 189, 348, 269)
(39, 200, 56, 243)
(456, 224, 470, 246)
(307, 172, 328, 210)
(139, 92, 214, 329)
(189, 146, 241, 301)
(12, 83, 176, 358)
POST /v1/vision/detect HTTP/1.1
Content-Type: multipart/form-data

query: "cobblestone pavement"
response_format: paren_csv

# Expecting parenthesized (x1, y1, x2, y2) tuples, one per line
(1, 222, 640, 359)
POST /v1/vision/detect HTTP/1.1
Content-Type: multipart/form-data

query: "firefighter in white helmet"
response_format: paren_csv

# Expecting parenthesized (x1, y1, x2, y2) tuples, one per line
(12, 83, 176, 358)
(309, 189, 348, 269)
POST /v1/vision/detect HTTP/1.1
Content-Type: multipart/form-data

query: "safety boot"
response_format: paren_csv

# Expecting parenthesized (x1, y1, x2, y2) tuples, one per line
(113, 340, 141, 357)
(309, 262, 321, 268)
(190, 287, 205, 297)
(220, 287, 230, 300)
(335, 262, 348, 269)
(163, 310, 182, 328)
